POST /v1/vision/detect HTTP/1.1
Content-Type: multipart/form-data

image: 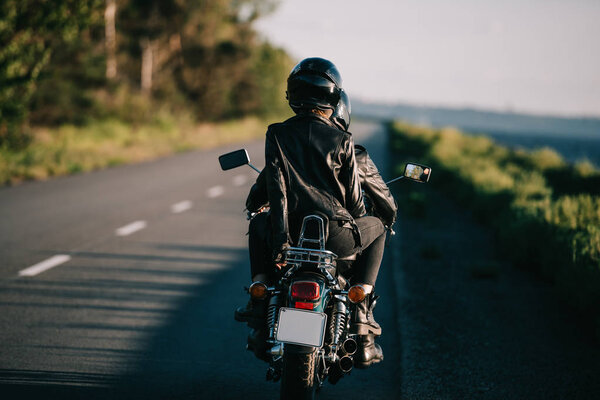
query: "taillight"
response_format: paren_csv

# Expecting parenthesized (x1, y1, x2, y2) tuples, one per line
(294, 301, 315, 310)
(291, 281, 320, 301)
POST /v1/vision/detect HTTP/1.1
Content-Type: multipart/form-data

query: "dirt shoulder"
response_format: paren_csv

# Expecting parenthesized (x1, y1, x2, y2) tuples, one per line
(391, 184, 600, 399)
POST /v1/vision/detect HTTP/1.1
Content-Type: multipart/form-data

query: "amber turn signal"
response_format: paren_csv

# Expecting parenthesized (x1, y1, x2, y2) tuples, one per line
(249, 282, 268, 300)
(347, 285, 367, 303)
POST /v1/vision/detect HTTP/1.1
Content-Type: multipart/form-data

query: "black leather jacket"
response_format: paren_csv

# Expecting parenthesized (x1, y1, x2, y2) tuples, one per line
(264, 113, 365, 255)
(354, 144, 397, 227)
(247, 146, 397, 225)
(246, 115, 397, 256)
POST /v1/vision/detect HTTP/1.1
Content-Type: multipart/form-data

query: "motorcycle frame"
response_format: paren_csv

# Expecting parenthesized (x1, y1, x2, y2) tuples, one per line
(262, 215, 355, 387)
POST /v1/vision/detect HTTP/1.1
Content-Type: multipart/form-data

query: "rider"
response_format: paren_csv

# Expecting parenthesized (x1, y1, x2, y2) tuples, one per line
(236, 58, 396, 368)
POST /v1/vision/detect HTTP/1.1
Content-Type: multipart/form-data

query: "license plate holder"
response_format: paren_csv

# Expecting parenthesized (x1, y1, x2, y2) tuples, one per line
(276, 307, 327, 348)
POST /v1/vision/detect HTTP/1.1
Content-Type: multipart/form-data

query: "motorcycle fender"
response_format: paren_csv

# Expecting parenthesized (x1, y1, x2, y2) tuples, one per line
(314, 284, 331, 312)
(284, 343, 317, 355)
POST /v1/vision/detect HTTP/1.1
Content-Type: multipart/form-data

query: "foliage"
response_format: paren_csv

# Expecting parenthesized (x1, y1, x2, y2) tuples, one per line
(251, 42, 295, 117)
(0, 114, 276, 185)
(389, 121, 600, 335)
(0, 0, 103, 148)
(1, 0, 292, 150)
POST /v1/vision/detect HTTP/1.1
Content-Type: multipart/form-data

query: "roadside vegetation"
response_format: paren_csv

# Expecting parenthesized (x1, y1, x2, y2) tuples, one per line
(1, 0, 291, 184)
(0, 113, 286, 184)
(389, 121, 600, 336)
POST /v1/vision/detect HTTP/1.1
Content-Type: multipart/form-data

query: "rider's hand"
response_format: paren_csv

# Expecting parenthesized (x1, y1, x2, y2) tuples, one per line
(273, 243, 289, 269)
(275, 261, 287, 270)
(274, 251, 287, 270)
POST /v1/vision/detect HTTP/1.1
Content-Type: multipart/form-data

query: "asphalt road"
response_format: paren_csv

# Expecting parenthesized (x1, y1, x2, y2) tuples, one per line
(0, 121, 402, 399)
(2, 120, 598, 400)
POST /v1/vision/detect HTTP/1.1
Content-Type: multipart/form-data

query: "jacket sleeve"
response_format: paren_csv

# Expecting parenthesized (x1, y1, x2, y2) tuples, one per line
(341, 135, 366, 219)
(245, 169, 269, 212)
(355, 145, 397, 226)
(265, 127, 291, 257)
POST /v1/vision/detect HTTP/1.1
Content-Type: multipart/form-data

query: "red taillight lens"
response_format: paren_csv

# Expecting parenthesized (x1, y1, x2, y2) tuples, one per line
(291, 281, 320, 301)
(294, 301, 314, 310)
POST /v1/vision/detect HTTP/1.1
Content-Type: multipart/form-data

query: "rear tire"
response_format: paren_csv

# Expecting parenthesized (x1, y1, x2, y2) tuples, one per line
(280, 346, 317, 400)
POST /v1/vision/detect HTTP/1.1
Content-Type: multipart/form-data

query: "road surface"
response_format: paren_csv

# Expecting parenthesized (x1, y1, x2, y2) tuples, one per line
(0, 121, 402, 399)
(1, 120, 598, 399)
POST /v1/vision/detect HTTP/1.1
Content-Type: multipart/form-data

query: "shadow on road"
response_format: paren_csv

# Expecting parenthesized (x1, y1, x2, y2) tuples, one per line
(0, 244, 261, 399)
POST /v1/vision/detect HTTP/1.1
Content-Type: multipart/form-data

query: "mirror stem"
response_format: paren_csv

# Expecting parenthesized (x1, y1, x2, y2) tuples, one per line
(248, 163, 262, 174)
(386, 176, 404, 185)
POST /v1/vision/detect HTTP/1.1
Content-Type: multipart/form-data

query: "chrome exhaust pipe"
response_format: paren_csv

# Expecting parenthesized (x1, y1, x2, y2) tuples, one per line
(342, 338, 357, 355)
(339, 355, 353, 373)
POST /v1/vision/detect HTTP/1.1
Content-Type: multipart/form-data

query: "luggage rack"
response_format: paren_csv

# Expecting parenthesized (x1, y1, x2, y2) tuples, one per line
(285, 247, 337, 267)
(282, 215, 339, 284)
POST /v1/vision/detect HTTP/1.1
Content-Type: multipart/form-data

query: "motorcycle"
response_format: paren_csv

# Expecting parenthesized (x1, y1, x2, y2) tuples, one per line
(219, 148, 430, 400)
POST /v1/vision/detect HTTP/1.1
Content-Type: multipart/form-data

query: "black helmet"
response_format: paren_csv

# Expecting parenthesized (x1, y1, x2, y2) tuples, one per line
(286, 57, 342, 112)
(331, 89, 351, 131)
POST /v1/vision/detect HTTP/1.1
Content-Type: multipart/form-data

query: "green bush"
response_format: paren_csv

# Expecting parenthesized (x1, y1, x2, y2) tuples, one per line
(389, 121, 600, 336)
(0, 115, 274, 185)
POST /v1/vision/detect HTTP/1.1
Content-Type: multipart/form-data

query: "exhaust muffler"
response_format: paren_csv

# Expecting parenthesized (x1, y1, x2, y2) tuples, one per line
(338, 355, 353, 373)
(342, 338, 357, 355)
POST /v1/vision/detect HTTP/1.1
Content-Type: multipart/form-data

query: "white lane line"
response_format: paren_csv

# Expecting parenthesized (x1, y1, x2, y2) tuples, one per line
(171, 200, 193, 214)
(233, 175, 248, 187)
(115, 220, 147, 236)
(19, 255, 71, 277)
(207, 185, 224, 198)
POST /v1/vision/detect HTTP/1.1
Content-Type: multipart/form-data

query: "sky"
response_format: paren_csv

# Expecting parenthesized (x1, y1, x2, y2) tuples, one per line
(254, 0, 600, 117)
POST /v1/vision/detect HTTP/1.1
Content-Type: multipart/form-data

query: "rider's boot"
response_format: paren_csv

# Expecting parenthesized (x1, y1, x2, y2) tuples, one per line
(351, 292, 384, 368)
(234, 298, 267, 329)
(235, 298, 262, 322)
(235, 275, 269, 325)
(354, 334, 384, 369)
(350, 293, 382, 336)
(236, 297, 270, 360)
(246, 327, 269, 361)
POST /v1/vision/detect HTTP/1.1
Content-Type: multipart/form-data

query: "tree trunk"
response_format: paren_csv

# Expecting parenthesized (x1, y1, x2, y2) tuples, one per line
(141, 37, 153, 94)
(104, 0, 117, 80)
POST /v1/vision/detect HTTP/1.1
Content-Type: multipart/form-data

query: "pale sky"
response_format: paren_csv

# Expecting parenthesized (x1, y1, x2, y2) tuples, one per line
(255, 0, 600, 117)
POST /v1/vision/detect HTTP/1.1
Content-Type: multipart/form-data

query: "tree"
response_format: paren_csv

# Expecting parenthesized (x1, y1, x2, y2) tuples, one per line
(105, 0, 117, 80)
(1, 0, 291, 139)
(0, 0, 103, 148)
(172, 0, 285, 119)
(118, 0, 184, 94)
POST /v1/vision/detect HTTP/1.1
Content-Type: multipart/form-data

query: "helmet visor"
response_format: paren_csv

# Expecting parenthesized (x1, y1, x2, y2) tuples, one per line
(288, 74, 340, 110)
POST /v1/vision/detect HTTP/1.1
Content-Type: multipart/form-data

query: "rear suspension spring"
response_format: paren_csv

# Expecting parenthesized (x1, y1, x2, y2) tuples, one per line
(267, 295, 280, 340)
(331, 300, 347, 347)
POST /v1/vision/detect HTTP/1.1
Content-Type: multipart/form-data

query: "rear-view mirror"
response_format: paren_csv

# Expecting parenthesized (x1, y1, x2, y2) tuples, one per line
(404, 163, 431, 183)
(219, 149, 250, 171)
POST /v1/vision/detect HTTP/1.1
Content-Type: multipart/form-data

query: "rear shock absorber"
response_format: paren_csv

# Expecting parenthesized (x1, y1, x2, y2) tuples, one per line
(267, 294, 280, 341)
(331, 299, 347, 347)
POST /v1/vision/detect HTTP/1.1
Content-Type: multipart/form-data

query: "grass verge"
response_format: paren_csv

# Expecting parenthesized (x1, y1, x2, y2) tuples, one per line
(389, 120, 600, 337)
(0, 113, 285, 185)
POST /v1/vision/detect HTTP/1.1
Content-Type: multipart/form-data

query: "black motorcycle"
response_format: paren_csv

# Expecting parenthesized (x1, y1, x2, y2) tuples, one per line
(219, 149, 430, 400)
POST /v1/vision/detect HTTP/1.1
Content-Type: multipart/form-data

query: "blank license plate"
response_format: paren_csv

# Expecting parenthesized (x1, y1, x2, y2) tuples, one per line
(276, 307, 327, 348)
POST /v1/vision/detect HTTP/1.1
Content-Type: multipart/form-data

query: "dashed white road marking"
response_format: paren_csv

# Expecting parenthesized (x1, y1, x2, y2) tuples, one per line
(115, 220, 147, 236)
(233, 175, 248, 187)
(171, 200, 193, 213)
(19, 255, 71, 277)
(207, 186, 224, 198)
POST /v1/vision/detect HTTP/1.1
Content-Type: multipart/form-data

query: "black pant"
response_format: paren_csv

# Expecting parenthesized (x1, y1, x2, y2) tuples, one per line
(326, 216, 386, 285)
(248, 212, 274, 280)
(249, 213, 386, 286)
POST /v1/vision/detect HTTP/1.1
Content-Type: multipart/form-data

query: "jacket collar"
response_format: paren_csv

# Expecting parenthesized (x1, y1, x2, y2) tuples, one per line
(291, 111, 338, 129)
